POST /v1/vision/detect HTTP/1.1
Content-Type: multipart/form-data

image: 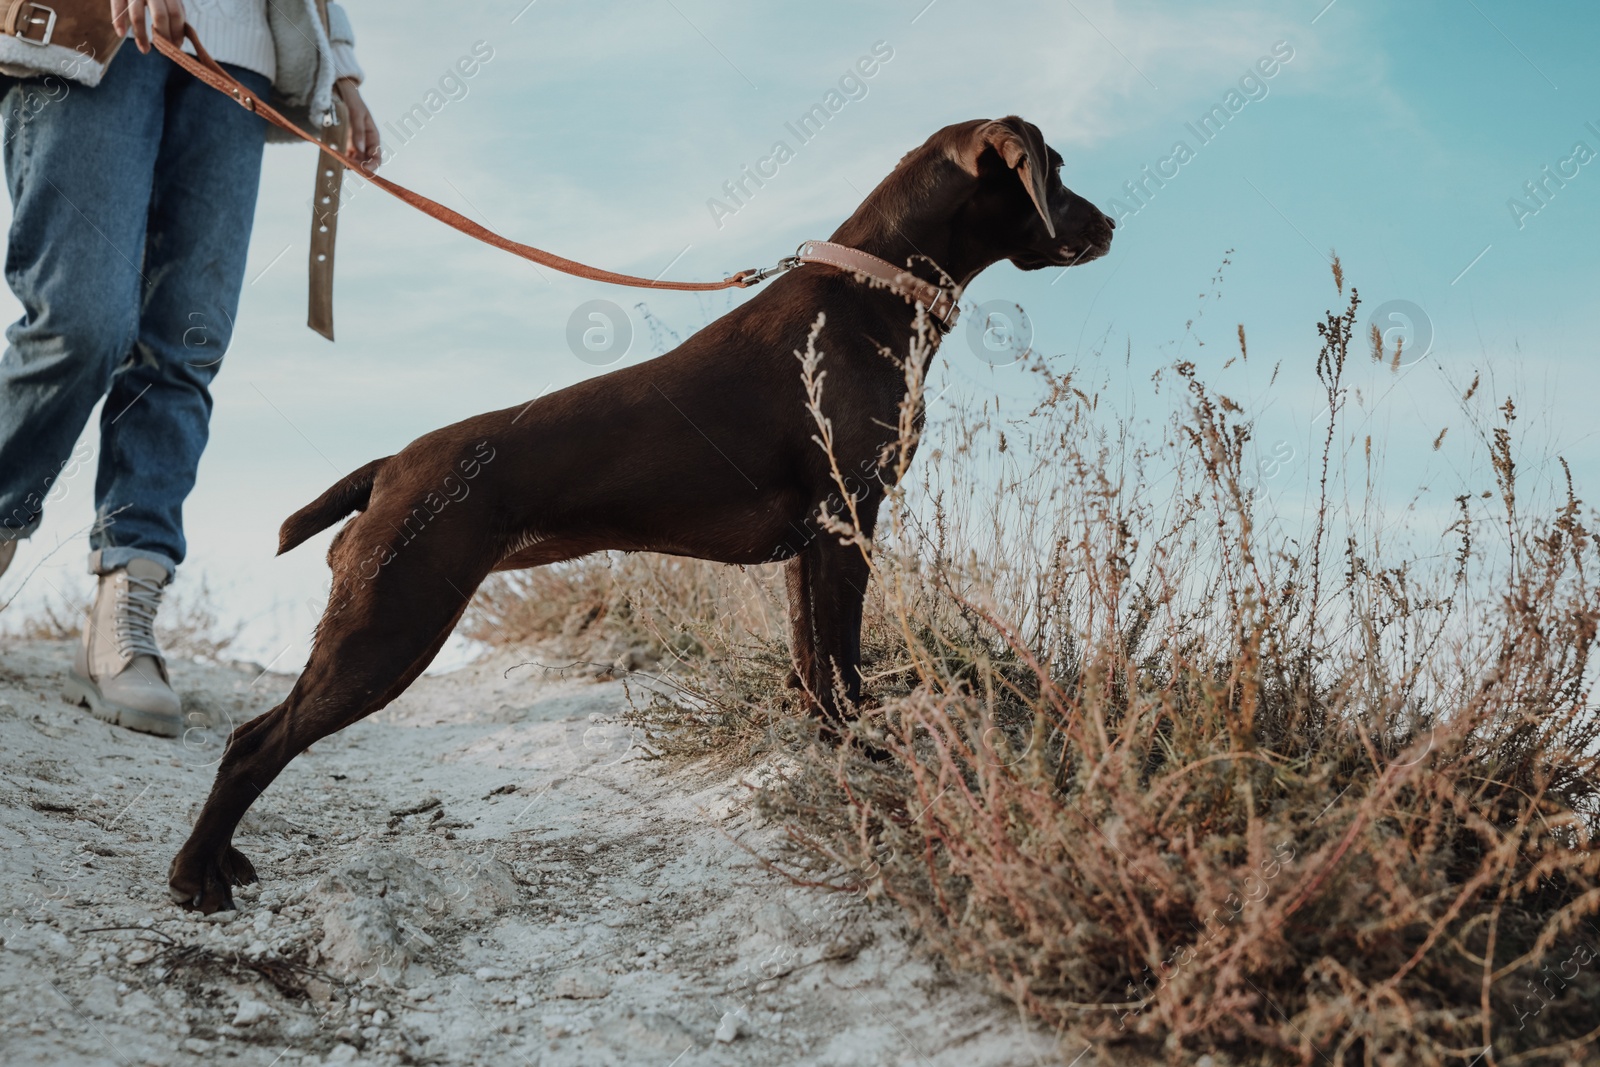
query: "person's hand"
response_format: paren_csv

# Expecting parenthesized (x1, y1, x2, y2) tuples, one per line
(335, 79, 381, 170)
(111, 0, 187, 53)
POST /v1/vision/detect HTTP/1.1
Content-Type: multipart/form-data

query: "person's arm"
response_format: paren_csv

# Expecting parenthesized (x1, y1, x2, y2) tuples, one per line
(110, 0, 186, 52)
(326, 4, 380, 169)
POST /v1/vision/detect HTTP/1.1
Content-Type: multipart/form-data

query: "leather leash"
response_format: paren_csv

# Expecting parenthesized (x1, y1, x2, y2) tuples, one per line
(151, 27, 960, 330)
(153, 27, 760, 293)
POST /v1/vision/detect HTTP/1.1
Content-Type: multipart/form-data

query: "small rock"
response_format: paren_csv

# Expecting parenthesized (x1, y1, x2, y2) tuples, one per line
(232, 998, 272, 1026)
(474, 967, 514, 982)
(83, 975, 119, 1010)
(120, 991, 159, 1019)
(714, 1009, 745, 1043)
(552, 969, 611, 1000)
(316, 899, 409, 982)
(753, 901, 802, 940)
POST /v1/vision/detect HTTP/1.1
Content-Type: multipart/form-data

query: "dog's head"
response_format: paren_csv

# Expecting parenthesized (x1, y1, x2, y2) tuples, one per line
(943, 116, 1114, 272)
(839, 117, 1114, 283)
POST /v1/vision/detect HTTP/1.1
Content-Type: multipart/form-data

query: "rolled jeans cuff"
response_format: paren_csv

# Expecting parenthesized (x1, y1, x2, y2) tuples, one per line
(90, 547, 176, 580)
(0, 519, 37, 541)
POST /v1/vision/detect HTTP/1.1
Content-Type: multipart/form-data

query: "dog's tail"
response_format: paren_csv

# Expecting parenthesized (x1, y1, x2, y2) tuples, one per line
(277, 456, 392, 555)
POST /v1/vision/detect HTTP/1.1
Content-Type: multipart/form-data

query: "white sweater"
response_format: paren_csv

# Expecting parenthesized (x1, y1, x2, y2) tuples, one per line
(184, 0, 362, 86)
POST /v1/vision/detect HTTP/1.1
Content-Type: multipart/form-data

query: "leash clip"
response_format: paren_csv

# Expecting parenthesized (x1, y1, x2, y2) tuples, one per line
(740, 254, 801, 286)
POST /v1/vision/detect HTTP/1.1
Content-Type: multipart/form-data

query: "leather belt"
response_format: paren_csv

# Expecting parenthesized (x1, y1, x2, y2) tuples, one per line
(1, 0, 123, 59)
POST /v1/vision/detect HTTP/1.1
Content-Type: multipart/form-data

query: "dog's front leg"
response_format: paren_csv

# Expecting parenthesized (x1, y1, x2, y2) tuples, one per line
(786, 537, 871, 724)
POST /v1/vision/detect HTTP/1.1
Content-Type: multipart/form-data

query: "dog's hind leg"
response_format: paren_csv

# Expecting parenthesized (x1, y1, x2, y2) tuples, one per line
(168, 544, 489, 913)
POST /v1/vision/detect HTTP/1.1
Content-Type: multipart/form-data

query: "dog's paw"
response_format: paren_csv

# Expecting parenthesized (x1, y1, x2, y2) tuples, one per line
(168, 845, 258, 914)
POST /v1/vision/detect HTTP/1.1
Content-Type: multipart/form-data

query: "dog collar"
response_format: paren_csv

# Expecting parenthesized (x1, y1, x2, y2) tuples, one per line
(748, 240, 960, 331)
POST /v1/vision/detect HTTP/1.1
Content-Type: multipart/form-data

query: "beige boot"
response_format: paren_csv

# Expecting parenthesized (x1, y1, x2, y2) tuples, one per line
(64, 558, 182, 738)
(0, 538, 15, 580)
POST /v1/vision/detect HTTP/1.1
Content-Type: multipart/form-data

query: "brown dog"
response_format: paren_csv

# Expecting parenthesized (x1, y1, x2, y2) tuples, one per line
(168, 116, 1113, 912)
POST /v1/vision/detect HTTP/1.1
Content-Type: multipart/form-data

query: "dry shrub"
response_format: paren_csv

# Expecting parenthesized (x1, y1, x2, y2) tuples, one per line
(465, 552, 647, 651)
(0, 588, 80, 640)
(464, 552, 796, 759)
(660, 275, 1597, 1063)
(1, 571, 239, 662)
(156, 576, 242, 661)
(463, 268, 1599, 1060)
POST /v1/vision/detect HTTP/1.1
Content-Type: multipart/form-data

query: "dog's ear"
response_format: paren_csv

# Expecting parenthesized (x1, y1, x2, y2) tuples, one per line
(953, 117, 1056, 238)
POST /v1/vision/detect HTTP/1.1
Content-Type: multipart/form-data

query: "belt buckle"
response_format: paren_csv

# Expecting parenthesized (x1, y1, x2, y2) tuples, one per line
(15, 3, 56, 46)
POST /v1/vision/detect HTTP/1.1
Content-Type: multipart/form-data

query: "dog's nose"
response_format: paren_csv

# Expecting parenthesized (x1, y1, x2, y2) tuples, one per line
(1104, 212, 1116, 231)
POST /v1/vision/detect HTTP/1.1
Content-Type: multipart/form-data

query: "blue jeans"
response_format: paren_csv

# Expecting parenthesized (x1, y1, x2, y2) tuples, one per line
(0, 46, 268, 575)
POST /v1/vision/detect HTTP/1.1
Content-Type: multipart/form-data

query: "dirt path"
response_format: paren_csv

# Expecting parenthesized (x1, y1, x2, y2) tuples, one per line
(0, 639, 1080, 1066)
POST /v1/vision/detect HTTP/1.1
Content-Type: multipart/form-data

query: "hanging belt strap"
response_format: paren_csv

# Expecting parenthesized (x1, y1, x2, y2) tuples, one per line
(305, 0, 343, 339)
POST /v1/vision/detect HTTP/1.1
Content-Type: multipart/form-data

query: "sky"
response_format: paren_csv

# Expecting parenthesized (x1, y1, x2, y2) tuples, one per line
(3, 0, 1597, 669)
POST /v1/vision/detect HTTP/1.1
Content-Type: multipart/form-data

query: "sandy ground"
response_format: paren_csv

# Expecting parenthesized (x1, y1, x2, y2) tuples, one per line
(0, 638, 1100, 1066)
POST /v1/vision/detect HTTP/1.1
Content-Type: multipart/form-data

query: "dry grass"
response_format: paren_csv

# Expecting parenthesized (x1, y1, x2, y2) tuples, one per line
(1, 572, 240, 662)
(468, 268, 1600, 1063)
(463, 553, 799, 761)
